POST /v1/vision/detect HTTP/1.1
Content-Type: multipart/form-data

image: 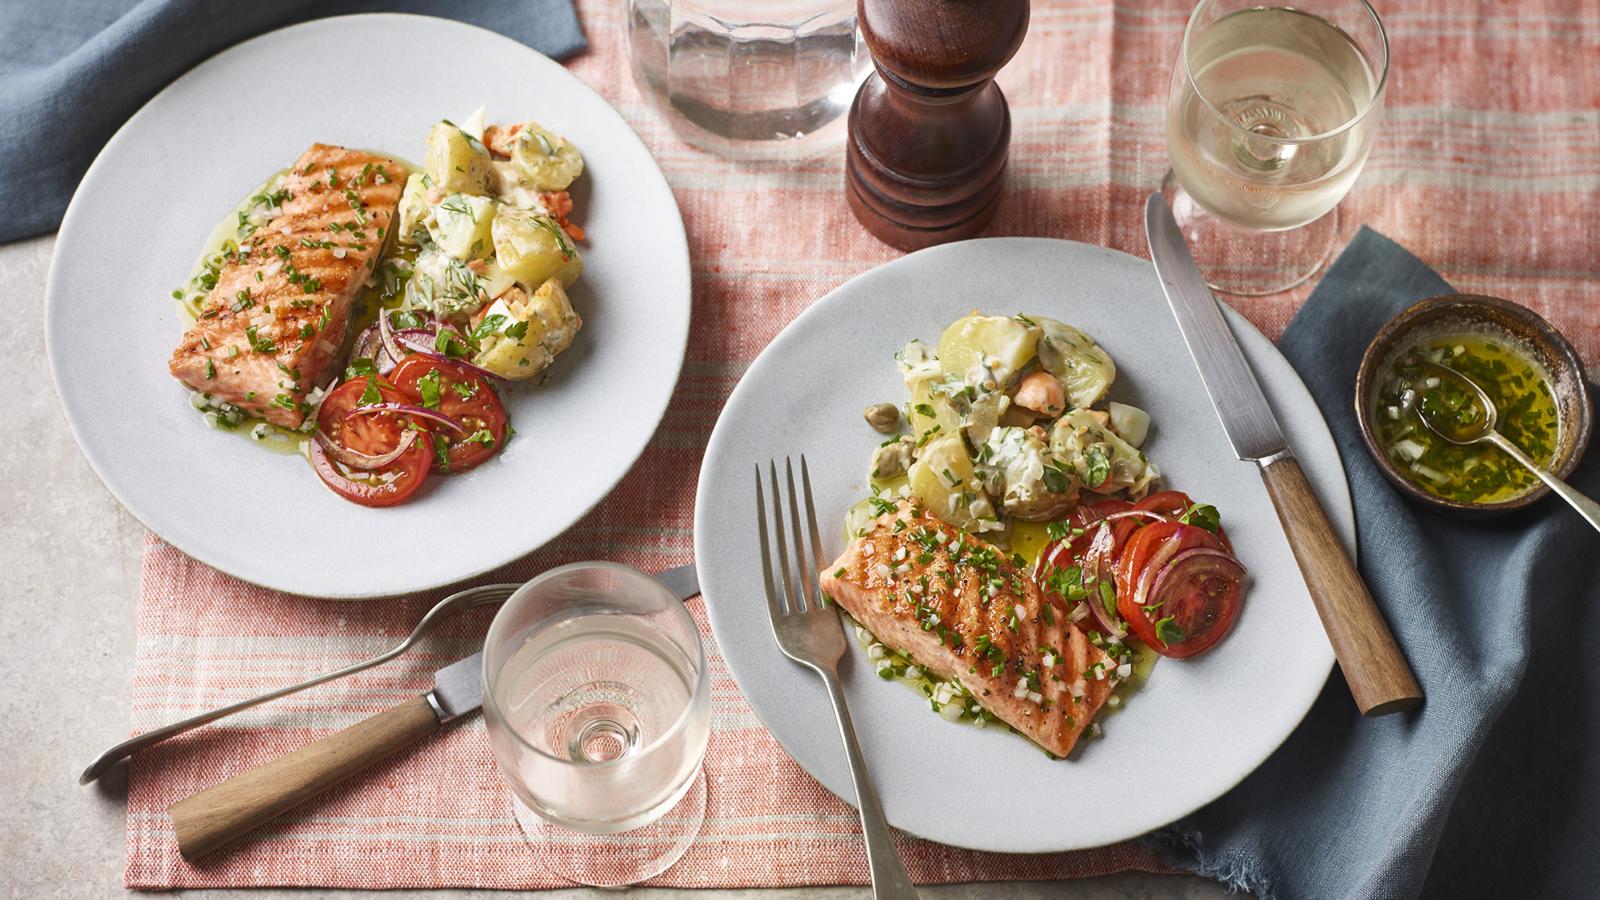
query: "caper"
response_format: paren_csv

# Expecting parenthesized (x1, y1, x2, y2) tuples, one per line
(864, 402, 901, 433)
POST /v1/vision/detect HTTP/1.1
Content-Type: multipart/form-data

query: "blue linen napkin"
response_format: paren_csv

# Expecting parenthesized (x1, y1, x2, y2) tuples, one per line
(0, 0, 585, 244)
(1150, 227, 1600, 899)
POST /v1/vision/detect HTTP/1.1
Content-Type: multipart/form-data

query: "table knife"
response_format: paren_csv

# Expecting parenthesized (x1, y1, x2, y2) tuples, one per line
(1143, 193, 1422, 716)
(169, 562, 701, 859)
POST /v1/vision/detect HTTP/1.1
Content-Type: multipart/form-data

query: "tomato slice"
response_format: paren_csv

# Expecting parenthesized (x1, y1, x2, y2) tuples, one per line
(389, 355, 509, 473)
(1134, 490, 1195, 520)
(1138, 551, 1243, 658)
(1034, 499, 1135, 605)
(311, 377, 432, 507)
(1114, 521, 1237, 653)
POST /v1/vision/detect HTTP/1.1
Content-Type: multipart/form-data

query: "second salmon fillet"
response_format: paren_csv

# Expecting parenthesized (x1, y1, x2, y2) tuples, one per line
(820, 502, 1118, 758)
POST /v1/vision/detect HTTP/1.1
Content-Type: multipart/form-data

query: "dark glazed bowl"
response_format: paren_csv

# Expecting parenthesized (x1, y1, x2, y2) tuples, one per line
(1354, 294, 1593, 516)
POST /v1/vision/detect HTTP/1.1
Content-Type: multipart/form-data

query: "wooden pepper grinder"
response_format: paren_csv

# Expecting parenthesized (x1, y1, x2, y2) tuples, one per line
(846, 0, 1030, 251)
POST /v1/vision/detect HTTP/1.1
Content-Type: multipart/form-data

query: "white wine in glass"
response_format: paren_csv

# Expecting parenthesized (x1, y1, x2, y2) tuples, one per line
(1163, 0, 1388, 295)
(483, 563, 710, 887)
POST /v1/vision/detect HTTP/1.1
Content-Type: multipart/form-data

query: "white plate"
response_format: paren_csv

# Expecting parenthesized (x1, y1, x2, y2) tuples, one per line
(45, 15, 689, 599)
(694, 238, 1347, 853)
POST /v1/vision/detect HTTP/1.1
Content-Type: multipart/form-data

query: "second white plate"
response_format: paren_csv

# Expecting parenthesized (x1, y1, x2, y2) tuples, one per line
(46, 15, 690, 598)
(694, 238, 1346, 853)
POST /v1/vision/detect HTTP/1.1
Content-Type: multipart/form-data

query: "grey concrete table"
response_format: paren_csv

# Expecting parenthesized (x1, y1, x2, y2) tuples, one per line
(0, 235, 1231, 899)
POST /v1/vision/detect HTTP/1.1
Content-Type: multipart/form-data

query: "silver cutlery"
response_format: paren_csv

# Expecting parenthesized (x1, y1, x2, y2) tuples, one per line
(755, 456, 919, 899)
(79, 581, 521, 785)
(163, 563, 700, 858)
(1145, 192, 1423, 716)
(1416, 361, 1600, 532)
(82, 564, 702, 786)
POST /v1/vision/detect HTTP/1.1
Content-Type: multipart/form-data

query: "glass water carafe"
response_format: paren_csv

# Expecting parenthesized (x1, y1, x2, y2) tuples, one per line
(627, 0, 871, 159)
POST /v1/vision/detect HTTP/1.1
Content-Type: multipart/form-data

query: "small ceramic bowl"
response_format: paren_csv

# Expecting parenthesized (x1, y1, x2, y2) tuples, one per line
(1354, 293, 1593, 516)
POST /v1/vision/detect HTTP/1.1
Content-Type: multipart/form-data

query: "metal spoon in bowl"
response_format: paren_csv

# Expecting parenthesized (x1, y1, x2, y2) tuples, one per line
(1415, 361, 1600, 532)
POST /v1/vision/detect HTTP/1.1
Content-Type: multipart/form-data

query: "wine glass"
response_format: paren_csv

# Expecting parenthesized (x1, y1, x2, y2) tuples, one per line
(1163, 0, 1389, 295)
(482, 562, 711, 887)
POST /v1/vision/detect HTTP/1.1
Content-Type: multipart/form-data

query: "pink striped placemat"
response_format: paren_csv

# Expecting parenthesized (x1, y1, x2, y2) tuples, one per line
(127, 0, 1600, 889)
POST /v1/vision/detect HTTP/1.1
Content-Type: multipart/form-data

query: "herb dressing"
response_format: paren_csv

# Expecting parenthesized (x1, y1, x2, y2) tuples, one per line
(1372, 332, 1560, 504)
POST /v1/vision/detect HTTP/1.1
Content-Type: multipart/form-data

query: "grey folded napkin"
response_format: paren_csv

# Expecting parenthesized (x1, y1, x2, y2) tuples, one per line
(0, 0, 585, 244)
(1151, 227, 1600, 899)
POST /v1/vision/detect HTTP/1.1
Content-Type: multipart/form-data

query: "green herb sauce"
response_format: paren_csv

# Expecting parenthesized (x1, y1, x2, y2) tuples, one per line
(1372, 333, 1559, 503)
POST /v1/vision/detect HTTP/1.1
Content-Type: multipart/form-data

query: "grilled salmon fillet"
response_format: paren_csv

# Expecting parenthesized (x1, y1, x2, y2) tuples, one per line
(820, 503, 1118, 758)
(169, 144, 405, 427)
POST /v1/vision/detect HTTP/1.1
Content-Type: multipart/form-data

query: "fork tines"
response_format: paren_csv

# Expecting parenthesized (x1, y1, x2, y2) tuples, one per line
(755, 455, 828, 618)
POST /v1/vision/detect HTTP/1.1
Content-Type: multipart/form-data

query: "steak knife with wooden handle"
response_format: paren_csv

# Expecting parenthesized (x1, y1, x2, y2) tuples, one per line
(1144, 193, 1422, 716)
(169, 563, 701, 858)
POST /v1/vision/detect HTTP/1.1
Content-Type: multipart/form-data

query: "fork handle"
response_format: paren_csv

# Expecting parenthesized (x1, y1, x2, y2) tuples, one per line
(818, 667, 920, 899)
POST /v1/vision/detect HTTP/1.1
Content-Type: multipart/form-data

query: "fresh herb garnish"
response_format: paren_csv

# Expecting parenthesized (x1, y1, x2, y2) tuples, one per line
(1083, 446, 1111, 488)
(416, 369, 443, 409)
(1154, 616, 1185, 645)
(1179, 503, 1221, 532)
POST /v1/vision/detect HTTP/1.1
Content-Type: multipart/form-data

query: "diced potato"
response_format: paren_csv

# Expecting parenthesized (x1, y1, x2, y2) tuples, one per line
(426, 193, 496, 260)
(937, 314, 1041, 390)
(473, 278, 582, 380)
(491, 207, 582, 288)
(1108, 401, 1151, 448)
(396, 173, 431, 245)
(1034, 317, 1116, 409)
(907, 378, 961, 445)
(458, 106, 487, 141)
(509, 122, 584, 191)
(983, 426, 1079, 521)
(1049, 409, 1159, 498)
(425, 121, 496, 196)
(908, 433, 997, 530)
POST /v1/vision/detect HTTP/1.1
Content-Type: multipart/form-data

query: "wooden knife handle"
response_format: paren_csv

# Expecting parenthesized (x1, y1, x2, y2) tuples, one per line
(170, 694, 443, 859)
(1260, 457, 1423, 716)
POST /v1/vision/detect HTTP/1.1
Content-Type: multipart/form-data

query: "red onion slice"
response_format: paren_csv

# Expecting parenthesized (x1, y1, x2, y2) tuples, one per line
(1080, 523, 1126, 637)
(382, 317, 509, 384)
(350, 323, 398, 375)
(1097, 510, 1168, 524)
(1143, 549, 1247, 636)
(377, 307, 409, 362)
(314, 426, 420, 470)
(344, 403, 469, 436)
(1131, 530, 1188, 614)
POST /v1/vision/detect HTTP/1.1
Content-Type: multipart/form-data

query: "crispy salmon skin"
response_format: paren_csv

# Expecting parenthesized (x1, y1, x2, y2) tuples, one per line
(169, 144, 405, 427)
(820, 502, 1118, 758)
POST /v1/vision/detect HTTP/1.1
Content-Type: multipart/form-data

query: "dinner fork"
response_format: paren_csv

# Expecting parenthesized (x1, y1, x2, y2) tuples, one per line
(756, 456, 920, 900)
(79, 582, 521, 785)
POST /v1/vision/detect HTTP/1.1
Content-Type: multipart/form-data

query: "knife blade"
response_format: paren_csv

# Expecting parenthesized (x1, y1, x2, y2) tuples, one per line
(1144, 195, 1289, 464)
(1144, 193, 1422, 717)
(169, 562, 701, 859)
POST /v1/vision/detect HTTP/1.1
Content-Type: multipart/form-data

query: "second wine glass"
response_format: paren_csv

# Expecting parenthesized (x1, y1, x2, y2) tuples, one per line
(1163, 0, 1389, 295)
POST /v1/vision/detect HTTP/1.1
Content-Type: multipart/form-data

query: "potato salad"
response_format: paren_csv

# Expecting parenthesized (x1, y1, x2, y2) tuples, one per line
(851, 312, 1159, 538)
(392, 107, 585, 381)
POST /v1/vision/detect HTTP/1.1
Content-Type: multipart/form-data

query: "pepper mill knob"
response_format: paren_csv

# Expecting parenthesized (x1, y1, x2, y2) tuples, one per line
(846, 0, 1030, 251)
